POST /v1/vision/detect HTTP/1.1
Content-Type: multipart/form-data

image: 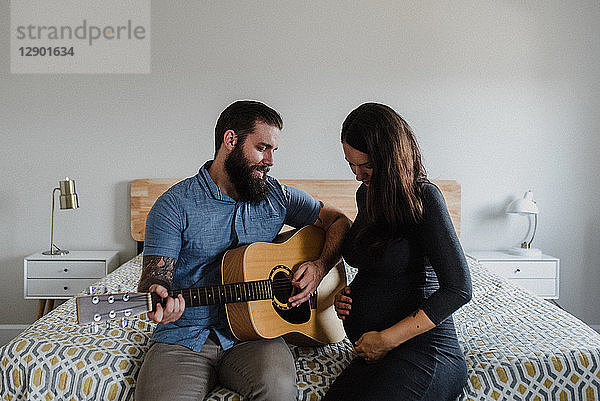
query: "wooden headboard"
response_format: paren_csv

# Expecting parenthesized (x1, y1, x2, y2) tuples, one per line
(131, 179, 461, 245)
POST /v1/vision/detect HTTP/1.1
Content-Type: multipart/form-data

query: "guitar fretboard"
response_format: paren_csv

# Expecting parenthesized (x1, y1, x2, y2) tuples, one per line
(168, 280, 273, 307)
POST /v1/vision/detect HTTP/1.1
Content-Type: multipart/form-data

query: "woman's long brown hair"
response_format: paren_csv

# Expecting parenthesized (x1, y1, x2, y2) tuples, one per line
(342, 103, 427, 250)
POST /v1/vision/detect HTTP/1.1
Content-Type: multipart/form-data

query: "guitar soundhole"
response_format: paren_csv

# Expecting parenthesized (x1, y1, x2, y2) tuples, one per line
(271, 271, 294, 306)
(270, 266, 311, 325)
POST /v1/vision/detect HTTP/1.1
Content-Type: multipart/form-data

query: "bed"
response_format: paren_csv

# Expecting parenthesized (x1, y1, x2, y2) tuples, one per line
(2, 179, 600, 401)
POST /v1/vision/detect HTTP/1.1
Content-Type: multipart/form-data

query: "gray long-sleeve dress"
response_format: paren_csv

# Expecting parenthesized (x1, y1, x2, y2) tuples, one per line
(324, 181, 472, 401)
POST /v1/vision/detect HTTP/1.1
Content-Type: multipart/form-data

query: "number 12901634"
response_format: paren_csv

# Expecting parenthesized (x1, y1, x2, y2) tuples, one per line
(19, 46, 74, 56)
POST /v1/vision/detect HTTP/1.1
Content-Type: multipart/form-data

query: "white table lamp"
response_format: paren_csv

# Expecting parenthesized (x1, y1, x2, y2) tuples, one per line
(506, 190, 541, 257)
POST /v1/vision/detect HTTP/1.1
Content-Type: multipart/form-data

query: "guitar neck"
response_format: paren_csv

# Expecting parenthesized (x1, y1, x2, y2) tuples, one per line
(152, 279, 273, 309)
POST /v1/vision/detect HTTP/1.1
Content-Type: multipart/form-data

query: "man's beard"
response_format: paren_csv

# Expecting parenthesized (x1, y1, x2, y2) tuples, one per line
(224, 145, 270, 204)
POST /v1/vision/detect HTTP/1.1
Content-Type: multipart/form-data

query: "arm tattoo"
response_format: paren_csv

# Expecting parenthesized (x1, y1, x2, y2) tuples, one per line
(138, 255, 177, 292)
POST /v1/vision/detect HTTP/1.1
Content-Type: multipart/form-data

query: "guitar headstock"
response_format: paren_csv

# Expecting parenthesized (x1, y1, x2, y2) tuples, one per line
(75, 292, 149, 325)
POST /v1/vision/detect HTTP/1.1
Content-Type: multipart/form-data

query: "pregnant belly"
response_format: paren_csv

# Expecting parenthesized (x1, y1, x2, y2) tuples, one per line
(343, 283, 419, 343)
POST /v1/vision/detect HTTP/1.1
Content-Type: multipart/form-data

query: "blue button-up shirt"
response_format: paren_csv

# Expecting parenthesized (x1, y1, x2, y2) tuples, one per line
(143, 161, 321, 353)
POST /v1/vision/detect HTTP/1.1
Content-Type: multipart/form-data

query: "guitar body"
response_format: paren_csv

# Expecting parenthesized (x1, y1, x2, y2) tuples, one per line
(222, 225, 346, 345)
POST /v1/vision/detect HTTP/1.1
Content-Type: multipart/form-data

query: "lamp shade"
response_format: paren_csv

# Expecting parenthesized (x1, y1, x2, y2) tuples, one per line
(59, 178, 79, 209)
(506, 190, 538, 215)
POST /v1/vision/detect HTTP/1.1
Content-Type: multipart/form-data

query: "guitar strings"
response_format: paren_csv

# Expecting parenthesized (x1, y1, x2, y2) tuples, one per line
(160, 279, 298, 307)
(167, 281, 294, 295)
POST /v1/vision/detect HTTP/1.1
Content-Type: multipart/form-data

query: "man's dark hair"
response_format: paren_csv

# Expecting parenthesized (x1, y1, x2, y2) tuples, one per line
(214, 100, 283, 157)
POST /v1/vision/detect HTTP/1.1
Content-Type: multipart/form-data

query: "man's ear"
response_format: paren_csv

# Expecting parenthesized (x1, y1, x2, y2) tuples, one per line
(223, 130, 238, 150)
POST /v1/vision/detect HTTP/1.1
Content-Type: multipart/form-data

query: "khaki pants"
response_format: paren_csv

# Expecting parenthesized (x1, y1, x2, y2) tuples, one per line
(134, 332, 297, 401)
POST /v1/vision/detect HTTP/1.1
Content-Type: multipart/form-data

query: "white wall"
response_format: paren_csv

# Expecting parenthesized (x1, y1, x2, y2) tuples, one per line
(2, 1, 599, 326)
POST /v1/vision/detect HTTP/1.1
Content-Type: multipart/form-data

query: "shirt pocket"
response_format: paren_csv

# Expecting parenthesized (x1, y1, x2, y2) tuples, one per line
(247, 217, 284, 243)
(241, 206, 284, 242)
(248, 204, 281, 221)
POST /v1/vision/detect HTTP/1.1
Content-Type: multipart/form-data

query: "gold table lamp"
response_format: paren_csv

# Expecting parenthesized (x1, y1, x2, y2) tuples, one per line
(43, 178, 79, 255)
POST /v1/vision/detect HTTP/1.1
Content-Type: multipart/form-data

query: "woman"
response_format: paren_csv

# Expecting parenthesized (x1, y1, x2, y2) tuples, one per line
(324, 103, 472, 401)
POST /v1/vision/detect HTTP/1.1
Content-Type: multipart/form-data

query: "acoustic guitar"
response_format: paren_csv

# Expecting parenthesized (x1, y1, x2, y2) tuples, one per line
(76, 225, 347, 345)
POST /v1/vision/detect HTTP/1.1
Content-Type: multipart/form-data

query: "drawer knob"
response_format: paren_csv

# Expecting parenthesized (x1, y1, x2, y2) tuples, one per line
(514, 268, 521, 273)
(64, 286, 68, 290)
(63, 268, 69, 272)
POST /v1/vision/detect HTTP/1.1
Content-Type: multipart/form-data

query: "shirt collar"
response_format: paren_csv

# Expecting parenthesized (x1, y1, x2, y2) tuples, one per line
(197, 161, 235, 203)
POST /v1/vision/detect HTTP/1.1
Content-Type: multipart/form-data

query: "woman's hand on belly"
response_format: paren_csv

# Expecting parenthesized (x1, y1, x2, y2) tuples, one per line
(355, 309, 437, 362)
(334, 286, 352, 320)
(354, 331, 395, 363)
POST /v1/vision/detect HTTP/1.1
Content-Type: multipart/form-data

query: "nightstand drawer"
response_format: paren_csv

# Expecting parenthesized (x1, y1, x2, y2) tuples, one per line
(509, 278, 558, 298)
(467, 251, 560, 299)
(481, 261, 557, 279)
(27, 278, 97, 297)
(27, 261, 106, 279)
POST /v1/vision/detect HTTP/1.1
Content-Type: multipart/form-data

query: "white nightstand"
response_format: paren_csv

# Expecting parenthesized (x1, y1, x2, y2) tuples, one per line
(24, 251, 119, 319)
(466, 251, 559, 299)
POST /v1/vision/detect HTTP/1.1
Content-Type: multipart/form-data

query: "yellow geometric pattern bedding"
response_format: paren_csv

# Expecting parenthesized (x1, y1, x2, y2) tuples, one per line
(457, 257, 600, 401)
(1, 255, 599, 400)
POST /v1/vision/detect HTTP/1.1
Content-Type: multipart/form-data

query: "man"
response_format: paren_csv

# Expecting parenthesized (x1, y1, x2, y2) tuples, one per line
(134, 100, 351, 401)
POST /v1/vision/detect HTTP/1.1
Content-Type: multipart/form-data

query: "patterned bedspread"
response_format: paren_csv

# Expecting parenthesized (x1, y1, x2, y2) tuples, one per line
(1, 255, 599, 400)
